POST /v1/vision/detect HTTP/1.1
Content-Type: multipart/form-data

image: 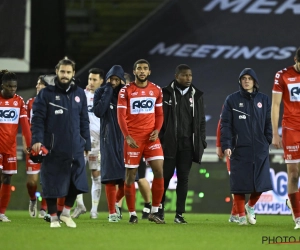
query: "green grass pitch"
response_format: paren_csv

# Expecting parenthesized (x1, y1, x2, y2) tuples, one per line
(0, 212, 299, 250)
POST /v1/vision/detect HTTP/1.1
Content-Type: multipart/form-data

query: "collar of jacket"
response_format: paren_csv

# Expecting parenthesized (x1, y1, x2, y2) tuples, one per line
(239, 85, 258, 99)
(43, 75, 76, 93)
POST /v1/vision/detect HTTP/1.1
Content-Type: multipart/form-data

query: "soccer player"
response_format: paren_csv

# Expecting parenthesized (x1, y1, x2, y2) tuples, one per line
(72, 68, 104, 219)
(159, 64, 206, 224)
(221, 68, 272, 225)
(94, 65, 126, 222)
(117, 59, 165, 224)
(23, 76, 48, 218)
(0, 70, 31, 222)
(123, 72, 152, 219)
(271, 47, 300, 229)
(31, 58, 91, 228)
(216, 118, 238, 223)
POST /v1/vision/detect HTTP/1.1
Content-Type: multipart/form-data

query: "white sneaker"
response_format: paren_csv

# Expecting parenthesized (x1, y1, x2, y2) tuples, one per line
(38, 209, 47, 219)
(238, 216, 248, 225)
(108, 213, 119, 222)
(294, 218, 300, 230)
(60, 215, 76, 228)
(90, 211, 98, 219)
(71, 206, 86, 218)
(29, 200, 37, 218)
(50, 221, 61, 228)
(245, 203, 256, 225)
(0, 214, 11, 222)
(286, 199, 295, 222)
(228, 215, 239, 223)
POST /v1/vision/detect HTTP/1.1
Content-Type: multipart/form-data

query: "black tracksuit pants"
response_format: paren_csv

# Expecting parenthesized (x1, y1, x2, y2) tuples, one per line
(161, 150, 193, 214)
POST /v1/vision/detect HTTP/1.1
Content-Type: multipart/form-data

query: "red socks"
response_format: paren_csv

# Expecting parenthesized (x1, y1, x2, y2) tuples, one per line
(41, 198, 47, 211)
(151, 178, 164, 207)
(233, 194, 246, 217)
(125, 183, 136, 212)
(288, 192, 300, 219)
(26, 183, 37, 201)
(231, 199, 238, 215)
(0, 184, 11, 214)
(105, 183, 117, 214)
(57, 197, 65, 212)
(116, 182, 124, 203)
(248, 192, 262, 207)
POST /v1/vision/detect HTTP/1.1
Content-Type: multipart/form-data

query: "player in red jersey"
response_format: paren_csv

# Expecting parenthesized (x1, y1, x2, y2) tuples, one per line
(0, 70, 31, 222)
(272, 47, 300, 229)
(23, 76, 48, 218)
(216, 118, 238, 223)
(117, 59, 165, 224)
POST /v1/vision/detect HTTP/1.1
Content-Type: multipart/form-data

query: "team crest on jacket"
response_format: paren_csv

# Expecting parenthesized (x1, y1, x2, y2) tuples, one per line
(13, 101, 18, 106)
(257, 102, 262, 108)
(239, 103, 244, 107)
(75, 96, 80, 103)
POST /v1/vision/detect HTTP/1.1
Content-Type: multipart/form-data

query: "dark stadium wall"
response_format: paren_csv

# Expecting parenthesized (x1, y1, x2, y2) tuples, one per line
(30, 0, 66, 70)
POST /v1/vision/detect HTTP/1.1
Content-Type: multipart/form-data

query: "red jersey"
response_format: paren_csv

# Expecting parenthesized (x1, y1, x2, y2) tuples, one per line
(25, 97, 35, 124)
(117, 81, 163, 140)
(272, 66, 300, 129)
(0, 93, 31, 154)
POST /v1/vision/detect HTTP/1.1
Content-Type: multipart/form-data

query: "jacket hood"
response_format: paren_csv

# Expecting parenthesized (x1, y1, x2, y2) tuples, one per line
(238, 68, 259, 89)
(105, 65, 126, 83)
(41, 75, 75, 87)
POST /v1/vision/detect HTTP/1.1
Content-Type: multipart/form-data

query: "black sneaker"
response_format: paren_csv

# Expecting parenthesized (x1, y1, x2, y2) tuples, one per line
(174, 214, 187, 224)
(148, 212, 165, 224)
(158, 205, 164, 220)
(44, 214, 51, 223)
(141, 207, 150, 219)
(129, 215, 138, 224)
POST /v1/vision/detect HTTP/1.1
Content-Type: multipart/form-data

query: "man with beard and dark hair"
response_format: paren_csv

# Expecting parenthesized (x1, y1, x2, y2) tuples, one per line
(159, 64, 206, 224)
(117, 59, 165, 224)
(31, 58, 91, 228)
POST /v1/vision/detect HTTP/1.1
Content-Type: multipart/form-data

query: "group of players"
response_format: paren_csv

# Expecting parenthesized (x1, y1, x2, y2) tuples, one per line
(1, 47, 300, 229)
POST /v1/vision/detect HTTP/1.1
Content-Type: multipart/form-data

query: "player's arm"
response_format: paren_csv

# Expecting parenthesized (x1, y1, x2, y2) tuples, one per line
(80, 91, 91, 152)
(94, 83, 113, 118)
(150, 90, 164, 141)
(216, 119, 224, 158)
(117, 87, 138, 148)
(271, 92, 283, 149)
(20, 100, 31, 152)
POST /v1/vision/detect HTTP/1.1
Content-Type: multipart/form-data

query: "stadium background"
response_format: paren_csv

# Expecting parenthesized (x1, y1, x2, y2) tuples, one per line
(1, 0, 299, 215)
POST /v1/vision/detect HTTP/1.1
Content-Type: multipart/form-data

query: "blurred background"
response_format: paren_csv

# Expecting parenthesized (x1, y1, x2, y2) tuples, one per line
(0, 0, 298, 215)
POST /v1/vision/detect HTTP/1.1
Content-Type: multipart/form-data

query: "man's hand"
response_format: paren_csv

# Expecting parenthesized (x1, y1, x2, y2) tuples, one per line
(32, 142, 42, 153)
(149, 130, 159, 141)
(216, 147, 224, 159)
(126, 135, 139, 148)
(224, 149, 232, 159)
(272, 134, 283, 149)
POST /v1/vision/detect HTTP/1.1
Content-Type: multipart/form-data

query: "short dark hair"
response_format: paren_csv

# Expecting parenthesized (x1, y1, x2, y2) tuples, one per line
(56, 57, 75, 71)
(0, 69, 17, 83)
(38, 75, 47, 85)
(88, 68, 104, 79)
(124, 73, 132, 82)
(133, 59, 150, 70)
(295, 47, 300, 62)
(175, 64, 191, 75)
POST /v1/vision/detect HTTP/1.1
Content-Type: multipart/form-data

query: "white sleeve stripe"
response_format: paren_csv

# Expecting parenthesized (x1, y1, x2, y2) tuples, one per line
(155, 103, 162, 107)
(20, 115, 28, 118)
(272, 90, 282, 93)
(117, 106, 127, 109)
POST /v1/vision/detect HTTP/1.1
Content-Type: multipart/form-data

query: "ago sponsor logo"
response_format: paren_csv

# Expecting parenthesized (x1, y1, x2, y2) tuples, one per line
(203, 0, 300, 15)
(254, 168, 300, 214)
(149, 43, 296, 60)
(0, 108, 20, 124)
